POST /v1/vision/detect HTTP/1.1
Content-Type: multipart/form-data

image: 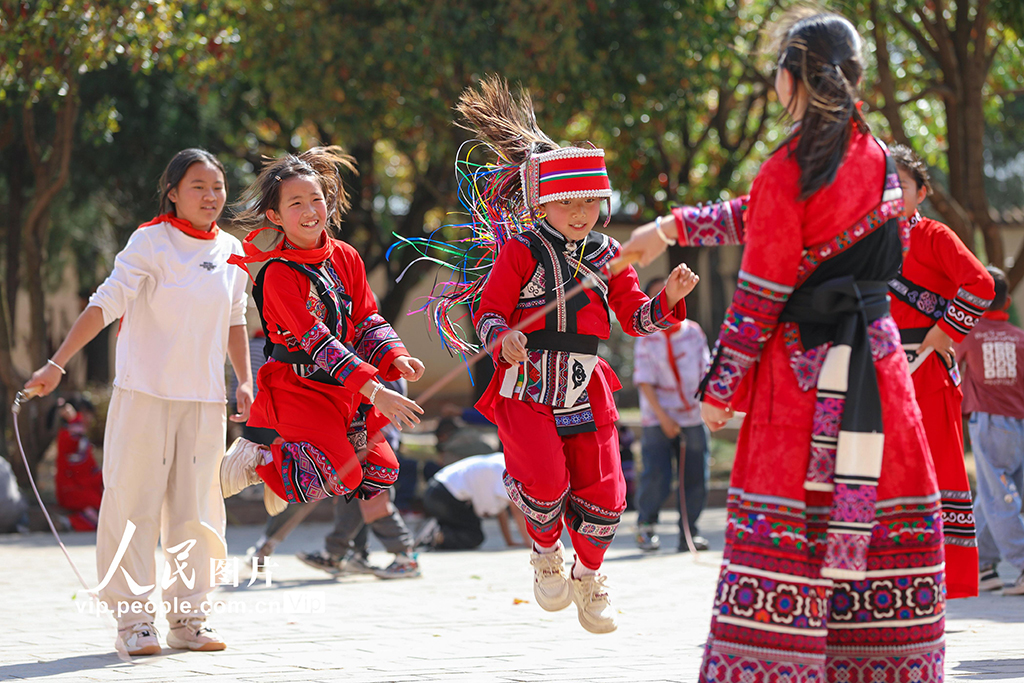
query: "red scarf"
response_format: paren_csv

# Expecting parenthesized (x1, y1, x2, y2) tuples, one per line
(227, 227, 335, 278)
(661, 323, 693, 410)
(139, 213, 218, 240)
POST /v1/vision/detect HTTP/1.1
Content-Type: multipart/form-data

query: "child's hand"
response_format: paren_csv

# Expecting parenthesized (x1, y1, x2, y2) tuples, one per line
(665, 263, 699, 307)
(24, 364, 63, 397)
(393, 355, 426, 382)
(701, 402, 733, 432)
(500, 331, 528, 364)
(373, 387, 424, 430)
(918, 324, 955, 368)
(231, 382, 254, 423)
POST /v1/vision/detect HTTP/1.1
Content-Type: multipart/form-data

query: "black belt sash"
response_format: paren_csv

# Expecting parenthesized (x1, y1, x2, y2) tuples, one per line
(888, 273, 947, 323)
(779, 277, 890, 439)
(778, 276, 890, 580)
(270, 344, 341, 385)
(525, 330, 600, 355)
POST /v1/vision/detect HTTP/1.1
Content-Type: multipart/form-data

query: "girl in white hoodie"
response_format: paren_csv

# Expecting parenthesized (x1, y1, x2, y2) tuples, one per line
(26, 148, 251, 657)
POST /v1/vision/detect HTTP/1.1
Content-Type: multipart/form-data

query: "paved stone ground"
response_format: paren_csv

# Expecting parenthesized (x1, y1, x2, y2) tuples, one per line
(0, 508, 1021, 682)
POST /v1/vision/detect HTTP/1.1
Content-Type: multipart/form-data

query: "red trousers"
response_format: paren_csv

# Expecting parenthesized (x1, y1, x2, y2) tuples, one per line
(914, 356, 979, 598)
(495, 399, 626, 570)
(250, 361, 399, 504)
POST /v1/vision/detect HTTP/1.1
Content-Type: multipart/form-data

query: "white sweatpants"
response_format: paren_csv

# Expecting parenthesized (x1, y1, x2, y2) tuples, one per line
(95, 388, 227, 628)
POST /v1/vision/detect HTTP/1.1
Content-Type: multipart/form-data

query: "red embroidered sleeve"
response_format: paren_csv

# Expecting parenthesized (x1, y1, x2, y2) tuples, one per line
(672, 196, 749, 247)
(335, 241, 409, 379)
(699, 162, 803, 408)
(473, 239, 530, 366)
(926, 225, 995, 342)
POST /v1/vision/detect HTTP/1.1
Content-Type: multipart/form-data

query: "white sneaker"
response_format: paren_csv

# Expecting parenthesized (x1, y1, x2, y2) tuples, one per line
(166, 617, 226, 651)
(530, 544, 572, 612)
(571, 571, 617, 634)
(263, 483, 288, 516)
(220, 438, 266, 498)
(116, 622, 160, 656)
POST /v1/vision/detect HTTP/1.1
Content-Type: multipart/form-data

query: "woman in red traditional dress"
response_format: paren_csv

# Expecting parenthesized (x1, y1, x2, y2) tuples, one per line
(887, 143, 993, 599)
(220, 147, 425, 521)
(623, 11, 946, 682)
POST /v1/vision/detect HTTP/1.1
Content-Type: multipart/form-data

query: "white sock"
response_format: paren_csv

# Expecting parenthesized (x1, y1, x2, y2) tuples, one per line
(533, 542, 558, 554)
(572, 560, 597, 579)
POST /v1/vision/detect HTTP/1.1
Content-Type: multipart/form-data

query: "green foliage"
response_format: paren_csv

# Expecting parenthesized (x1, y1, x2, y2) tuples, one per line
(0, 1, 237, 105)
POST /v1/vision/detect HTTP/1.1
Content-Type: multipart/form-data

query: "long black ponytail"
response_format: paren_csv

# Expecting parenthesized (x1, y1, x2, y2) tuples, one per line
(776, 12, 869, 200)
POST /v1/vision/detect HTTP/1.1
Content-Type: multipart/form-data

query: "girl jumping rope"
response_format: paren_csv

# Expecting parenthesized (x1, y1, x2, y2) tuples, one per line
(220, 147, 425, 537)
(421, 76, 699, 633)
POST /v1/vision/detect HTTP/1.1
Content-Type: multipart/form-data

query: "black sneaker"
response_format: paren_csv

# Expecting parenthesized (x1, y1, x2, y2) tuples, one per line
(679, 535, 710, 552)
(979, 564, 1002, 591)
(296, 550, 344, 576)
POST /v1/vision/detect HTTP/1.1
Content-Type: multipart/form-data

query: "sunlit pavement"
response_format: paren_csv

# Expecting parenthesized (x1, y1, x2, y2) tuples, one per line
(0, 508, 1020, 682)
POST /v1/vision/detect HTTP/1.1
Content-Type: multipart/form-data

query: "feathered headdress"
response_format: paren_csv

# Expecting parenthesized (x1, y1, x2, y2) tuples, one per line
(388, 76, 611, 359)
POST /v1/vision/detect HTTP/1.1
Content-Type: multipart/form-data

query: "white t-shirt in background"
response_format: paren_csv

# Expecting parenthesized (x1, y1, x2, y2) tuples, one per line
(434, 452, 509, 518)
(89, 221, 247, 403)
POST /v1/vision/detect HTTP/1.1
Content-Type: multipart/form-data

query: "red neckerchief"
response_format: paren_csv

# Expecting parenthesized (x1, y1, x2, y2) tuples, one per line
(139, 213, 218, 240)
(227, 227, 334, 279)
(661, 323, 693, 410)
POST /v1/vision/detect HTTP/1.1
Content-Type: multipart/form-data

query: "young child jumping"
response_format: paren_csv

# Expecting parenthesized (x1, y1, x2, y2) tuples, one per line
(221, 147, 425, 514)
(445, 77, 699, 633)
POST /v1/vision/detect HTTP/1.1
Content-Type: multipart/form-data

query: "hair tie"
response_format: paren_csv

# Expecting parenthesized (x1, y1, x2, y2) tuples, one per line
(274, 174, 282, 182)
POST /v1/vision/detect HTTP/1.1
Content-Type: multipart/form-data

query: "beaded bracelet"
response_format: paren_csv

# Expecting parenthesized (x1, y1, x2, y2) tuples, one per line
(47, 359, 66, 375)
(655, 215, 677, 246)
(368, 383, 384, 405)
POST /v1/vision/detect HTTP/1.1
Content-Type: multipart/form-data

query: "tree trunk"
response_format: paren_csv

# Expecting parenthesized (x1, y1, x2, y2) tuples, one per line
(6, 146, 24, 325)
(15, 83, 79, 486)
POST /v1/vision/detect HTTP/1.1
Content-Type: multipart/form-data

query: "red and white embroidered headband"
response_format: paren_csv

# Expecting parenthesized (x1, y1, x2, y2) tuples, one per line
(521, 147, 612, 210)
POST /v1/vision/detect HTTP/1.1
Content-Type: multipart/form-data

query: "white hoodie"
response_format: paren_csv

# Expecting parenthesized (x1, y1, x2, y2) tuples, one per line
(88, 220, 248, 403)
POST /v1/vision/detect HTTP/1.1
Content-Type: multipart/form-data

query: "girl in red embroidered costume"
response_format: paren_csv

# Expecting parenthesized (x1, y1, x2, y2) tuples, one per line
(26, 149, 250, 655)
(887, 144, 993, 598)
(623, 12, 947, 682)
(53, 397, 103, 531)
(450, 77, 699, 634)
(221, 147, 425, 520)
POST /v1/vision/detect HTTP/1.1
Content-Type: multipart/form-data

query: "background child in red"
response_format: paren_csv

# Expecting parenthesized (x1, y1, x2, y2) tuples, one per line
(221, 147, 425, 517)
(888, 143, 994, 599)
(452, 77, 699, 634)
(53, 396, 103, 531)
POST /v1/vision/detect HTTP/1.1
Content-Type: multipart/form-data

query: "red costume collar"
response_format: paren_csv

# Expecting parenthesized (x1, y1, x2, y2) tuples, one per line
(908, 211, 922, 229)
(227, 227, 334, 277)
(139, 213, 218, 240)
